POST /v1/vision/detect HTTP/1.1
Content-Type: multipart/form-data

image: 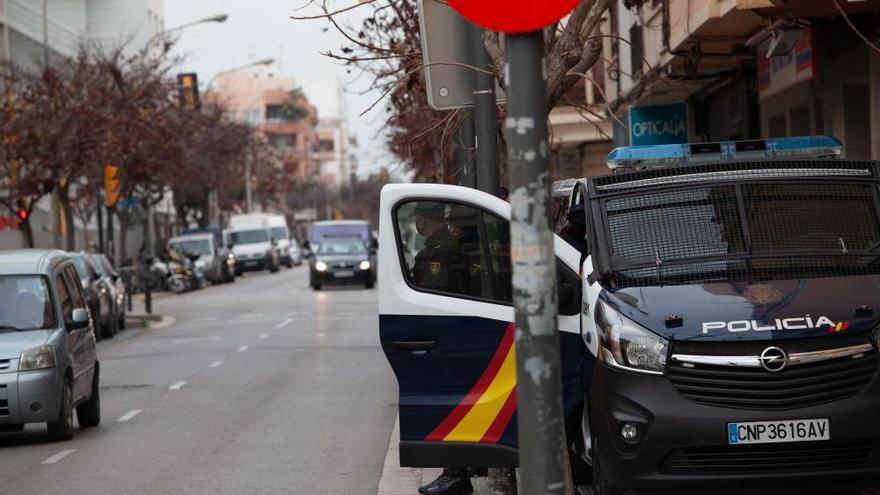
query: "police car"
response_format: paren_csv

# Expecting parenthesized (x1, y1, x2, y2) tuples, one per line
(379, 136, 880, 493)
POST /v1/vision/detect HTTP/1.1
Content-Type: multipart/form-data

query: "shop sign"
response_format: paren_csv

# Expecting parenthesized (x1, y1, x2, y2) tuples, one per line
(628, 102, 689, 146)
(757, 27, 816, 100)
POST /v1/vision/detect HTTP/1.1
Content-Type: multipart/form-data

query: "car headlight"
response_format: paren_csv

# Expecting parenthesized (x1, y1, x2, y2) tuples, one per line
(19, 345, 56, 371)
(359, 260, 371, 270)
(596, 300, 668, 375)
(315, 261, 328, 272)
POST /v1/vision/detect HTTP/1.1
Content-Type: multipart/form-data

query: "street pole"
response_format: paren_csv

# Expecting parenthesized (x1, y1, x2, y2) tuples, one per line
(471, 26, 499, 196)
(245, 155, 254, 213)
(458, 114, 477, 187)
(107, 207, 115, 263)
(97, 194, 104, 253)
(505, 30, 566, 495)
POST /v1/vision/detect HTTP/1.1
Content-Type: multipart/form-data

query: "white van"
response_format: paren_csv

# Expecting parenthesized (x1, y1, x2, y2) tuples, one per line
(227, 214, 281, 274)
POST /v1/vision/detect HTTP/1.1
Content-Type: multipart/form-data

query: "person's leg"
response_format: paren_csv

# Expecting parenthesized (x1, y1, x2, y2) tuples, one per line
(418, 468, 473, 495)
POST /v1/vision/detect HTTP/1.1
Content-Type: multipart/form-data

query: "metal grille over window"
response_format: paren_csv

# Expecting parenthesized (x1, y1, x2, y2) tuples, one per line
(593, 160, 880, 287)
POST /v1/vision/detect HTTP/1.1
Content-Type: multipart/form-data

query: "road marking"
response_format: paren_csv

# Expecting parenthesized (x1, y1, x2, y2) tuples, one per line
(237, 346, 249, 352)
(194, 316, 217, 322)
(42, 449, 76, 465)
(117, 409, 142, 422)
(239, 313, 264, 319)
(169, 381, 187, 391)
(259, 333, 269, 339)
(275, 318, 294, 329)
(208, 361, 223, 368)
(317, 332, 326, 338)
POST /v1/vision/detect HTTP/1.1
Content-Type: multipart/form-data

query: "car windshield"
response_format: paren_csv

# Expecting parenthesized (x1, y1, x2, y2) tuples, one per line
(312, 223, 370, 245)
(88, 257, 108, 276)
(318, 239, 366, 255)
(171, 239, 213, 256)
(71, 257, 91, 281)
(0, 275, 56, 331)
(271, 227, 288, 241)
(231, 229, 269, 244)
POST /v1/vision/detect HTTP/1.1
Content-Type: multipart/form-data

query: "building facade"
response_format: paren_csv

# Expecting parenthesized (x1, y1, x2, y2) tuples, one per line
(599, 0, 880, 161)
(300, 78, 355, 188)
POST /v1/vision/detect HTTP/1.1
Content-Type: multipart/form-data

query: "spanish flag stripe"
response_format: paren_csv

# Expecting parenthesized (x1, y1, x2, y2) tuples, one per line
(444, 339, 517, 441)
(480, 388, 517, 443)
(425, 323, 515, 441)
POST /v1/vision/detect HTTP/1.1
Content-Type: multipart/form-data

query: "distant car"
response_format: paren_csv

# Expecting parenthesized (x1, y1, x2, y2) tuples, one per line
(0, 250, 101, 441)
(309, 237, 374, 290)
(69, 253, 115, 340)
(87, 254, 126, 333)
(228, 227, 280, 275)
(169, 233, 234, 285)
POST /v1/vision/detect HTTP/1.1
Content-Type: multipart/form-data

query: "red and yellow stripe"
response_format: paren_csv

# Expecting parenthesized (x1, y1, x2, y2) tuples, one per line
(425, 323, 517, 443)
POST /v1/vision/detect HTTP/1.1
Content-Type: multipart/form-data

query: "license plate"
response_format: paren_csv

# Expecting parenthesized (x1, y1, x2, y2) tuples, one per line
(334, 270, 354, 278)
(728, 418, 829, 445)
(244, 261, 258, 267)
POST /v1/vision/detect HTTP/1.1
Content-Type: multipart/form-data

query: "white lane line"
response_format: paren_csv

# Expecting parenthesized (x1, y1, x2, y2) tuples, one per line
(239, 313, 264, 319)
(169, 381, 187, 391)
(317, 332, 326, 338)
(194, 316, 217, 322)
(117, 409, 142, 422)
(237, 346, 249, 352)
(42, 449, 76, 465)
(275, 318, 294, 329)
(259, 333, 269, 339)
(208, 361, 223, 368)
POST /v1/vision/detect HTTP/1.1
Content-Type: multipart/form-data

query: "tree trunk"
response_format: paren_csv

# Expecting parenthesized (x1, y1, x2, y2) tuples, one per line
(20, 216, 34, 248)
(119, 211, 129, 264)
(58, 184, 76, 251)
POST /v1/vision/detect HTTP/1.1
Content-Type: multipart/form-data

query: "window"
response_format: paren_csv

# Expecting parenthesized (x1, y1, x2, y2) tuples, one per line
(395, 200, 511, 304)
(266, 105, 281, 120)
(317, 139, 335, 153)
(55, 273, 73, 323)
(629, 24, 644, 78)
(0, 275, 55, 330)
(63, 266, 86, 309)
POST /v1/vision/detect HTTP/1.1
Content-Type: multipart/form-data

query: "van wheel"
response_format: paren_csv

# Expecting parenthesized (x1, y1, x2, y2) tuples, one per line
(77, 367, 101, 428)
(312, 282, 322, 291)
(101, 319, 115, 340)
(365, 280, 374, 289)
(47, 381, 74, 441)
(118, 313, 126, 331)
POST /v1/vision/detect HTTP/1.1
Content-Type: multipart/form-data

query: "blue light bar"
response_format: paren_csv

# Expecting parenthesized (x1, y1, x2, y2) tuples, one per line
(606, 135, 842, 169)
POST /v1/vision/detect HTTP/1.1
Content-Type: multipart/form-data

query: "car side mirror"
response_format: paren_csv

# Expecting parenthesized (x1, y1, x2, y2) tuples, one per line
(69, 308, 90, 331)
(91, 272, 101, 281)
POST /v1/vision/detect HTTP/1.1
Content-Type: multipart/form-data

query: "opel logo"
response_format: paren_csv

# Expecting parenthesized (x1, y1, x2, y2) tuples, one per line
(759, 346, 788, 373)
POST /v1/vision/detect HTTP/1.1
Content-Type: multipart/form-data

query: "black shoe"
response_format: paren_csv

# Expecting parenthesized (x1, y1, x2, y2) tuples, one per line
(418, 469, 474, 495)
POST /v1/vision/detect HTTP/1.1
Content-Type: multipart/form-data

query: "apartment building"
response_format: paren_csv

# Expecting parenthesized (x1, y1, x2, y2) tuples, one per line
(598, 0, 880, 160)
(300, 78, 355, 188)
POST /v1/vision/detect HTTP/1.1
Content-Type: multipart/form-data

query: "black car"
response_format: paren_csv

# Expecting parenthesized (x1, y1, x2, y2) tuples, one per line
(309, 237, 374, 290)
(87, 254, 127, 332)
(69, 252, 116, 339)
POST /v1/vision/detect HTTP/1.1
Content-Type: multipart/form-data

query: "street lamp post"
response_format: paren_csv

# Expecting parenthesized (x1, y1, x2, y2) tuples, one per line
(201, 58, 274, 214)
(145, 13, 229, 51)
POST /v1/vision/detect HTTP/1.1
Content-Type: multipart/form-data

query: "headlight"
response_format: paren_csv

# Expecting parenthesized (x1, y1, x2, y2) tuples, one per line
(315, 261, 328, 272)
(359, 260, 371, 270)
(596, 300, 668, 375)
(19, 345, 56, 371)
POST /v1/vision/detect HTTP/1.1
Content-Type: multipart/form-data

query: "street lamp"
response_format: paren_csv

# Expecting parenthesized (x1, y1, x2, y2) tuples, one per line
(145, 13, 229, 51)
(204, 58, 275, 93)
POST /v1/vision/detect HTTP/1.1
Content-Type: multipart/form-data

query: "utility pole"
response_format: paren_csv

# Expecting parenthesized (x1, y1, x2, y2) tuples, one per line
(505, 30, 566, 495)
(245, 155, 254, 212)
(458, 115, 477, 187)
(471, 26, 499, 196)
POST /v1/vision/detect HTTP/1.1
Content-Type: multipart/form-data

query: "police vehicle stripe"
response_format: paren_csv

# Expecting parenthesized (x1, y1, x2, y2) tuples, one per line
(425, 323, 516, 442)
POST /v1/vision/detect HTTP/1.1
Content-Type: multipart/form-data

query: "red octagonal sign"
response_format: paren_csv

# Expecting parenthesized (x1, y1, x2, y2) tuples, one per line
(448, 0, 581, 33)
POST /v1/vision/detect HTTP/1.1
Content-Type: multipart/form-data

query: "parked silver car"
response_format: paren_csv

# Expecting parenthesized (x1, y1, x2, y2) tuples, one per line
(0, 250, 101, 441)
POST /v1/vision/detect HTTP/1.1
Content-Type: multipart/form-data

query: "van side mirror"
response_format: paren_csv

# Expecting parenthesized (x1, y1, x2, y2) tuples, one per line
(69, 308, 90, 331)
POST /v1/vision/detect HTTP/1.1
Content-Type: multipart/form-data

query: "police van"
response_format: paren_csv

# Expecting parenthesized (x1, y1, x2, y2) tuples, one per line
(378, 136, 880, 493)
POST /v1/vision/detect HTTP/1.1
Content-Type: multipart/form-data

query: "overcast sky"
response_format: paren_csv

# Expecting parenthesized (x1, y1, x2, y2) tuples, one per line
(165, 0, 395, 178)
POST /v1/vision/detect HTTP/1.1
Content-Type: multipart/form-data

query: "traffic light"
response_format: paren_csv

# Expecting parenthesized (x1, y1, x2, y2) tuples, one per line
(15, 198, 28, 222)
(104, 165, 121, 208)
(177, 73, 200, 111)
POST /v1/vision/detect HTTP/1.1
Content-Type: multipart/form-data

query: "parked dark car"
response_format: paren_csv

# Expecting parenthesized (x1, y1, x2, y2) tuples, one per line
(309, 237, 374, 290)
(69, 253, 116, 339)
(86, 254, 126, 334)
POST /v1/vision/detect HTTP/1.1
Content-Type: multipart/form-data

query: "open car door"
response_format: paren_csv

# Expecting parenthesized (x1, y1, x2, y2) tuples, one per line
(378, 184, 586, 468)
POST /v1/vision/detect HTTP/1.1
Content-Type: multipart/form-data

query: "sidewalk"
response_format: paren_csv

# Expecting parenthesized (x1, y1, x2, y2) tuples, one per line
(378, 415, 493, 495)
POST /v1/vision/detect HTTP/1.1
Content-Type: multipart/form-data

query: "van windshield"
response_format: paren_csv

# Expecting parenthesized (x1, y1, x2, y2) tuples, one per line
(0, 276, 55, 331)
(271, 227, 288, 242)
(231, 229, 269, 245)
(171, 239, 213, 256)
(594, 161, 880, 287)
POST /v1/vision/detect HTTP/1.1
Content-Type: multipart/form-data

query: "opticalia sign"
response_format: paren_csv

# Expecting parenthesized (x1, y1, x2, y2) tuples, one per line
(757, 27, 816, 100)
(628, 102, 689, 146)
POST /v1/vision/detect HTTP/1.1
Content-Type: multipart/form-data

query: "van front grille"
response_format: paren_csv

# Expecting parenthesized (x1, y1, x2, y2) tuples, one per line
(668, 337, 879, 410)
(664, 441, 879, 474)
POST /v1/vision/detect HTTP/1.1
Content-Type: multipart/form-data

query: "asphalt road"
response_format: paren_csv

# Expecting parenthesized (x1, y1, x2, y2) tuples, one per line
(0, 265, 397, 495)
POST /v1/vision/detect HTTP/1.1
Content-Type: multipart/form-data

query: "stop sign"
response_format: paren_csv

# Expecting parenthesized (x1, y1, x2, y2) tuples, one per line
(448, 0, 581, 33)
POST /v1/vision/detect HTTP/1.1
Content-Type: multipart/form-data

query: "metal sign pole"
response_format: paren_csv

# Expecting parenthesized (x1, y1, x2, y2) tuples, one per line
(458, 114, 477, 187)
(505, 30, 566, 495)
(471, 26, 499, 196)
